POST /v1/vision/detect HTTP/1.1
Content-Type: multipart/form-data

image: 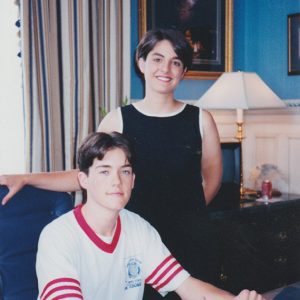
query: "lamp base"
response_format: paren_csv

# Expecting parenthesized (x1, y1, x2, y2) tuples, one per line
(235, 122, 258, 202)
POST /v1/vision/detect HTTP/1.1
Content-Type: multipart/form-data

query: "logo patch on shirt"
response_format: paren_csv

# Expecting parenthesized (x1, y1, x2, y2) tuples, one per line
(124, 256, 142, 290)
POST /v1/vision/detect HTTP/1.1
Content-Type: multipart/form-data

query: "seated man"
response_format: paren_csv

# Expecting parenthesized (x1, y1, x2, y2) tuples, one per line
(36, 132, 264, 300)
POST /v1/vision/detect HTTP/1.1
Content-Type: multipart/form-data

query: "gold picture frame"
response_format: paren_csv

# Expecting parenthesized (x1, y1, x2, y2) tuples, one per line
(138, 0, 233, 80)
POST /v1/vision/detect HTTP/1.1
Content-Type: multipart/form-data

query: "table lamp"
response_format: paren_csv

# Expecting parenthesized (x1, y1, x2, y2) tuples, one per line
(198, 71, 285, 200)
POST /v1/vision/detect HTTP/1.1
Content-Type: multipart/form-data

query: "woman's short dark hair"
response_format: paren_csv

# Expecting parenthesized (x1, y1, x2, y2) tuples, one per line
(136, 28, 193, 70)
(77, 132, 135, 175)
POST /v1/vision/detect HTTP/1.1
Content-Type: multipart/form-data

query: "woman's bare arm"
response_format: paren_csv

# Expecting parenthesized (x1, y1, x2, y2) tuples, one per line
(0, 170, 80, 205)
(201, 110, 222, 205)
(0, 109, 122, 205)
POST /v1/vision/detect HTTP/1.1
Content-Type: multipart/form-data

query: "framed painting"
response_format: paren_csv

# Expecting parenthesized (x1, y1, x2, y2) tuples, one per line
(138, 0, 233, 80)
(288, 13, 300, 75)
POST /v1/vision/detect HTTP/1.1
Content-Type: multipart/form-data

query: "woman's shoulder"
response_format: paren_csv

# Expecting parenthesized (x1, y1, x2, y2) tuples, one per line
(184, 103, 200, 113)
(201, 109, 215, 126)
(97, 107, 122, 133)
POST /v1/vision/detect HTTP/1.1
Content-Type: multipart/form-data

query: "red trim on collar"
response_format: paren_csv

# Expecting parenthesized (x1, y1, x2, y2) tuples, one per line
(73, 205, 121, 253)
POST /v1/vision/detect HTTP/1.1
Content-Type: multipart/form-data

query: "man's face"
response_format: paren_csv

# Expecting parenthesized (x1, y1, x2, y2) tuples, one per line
(78, 148, 135, 213)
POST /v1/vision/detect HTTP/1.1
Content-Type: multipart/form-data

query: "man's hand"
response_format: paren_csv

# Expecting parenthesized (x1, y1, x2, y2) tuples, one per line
(0, 174, 27, 205)
(235, 289, 265, 300)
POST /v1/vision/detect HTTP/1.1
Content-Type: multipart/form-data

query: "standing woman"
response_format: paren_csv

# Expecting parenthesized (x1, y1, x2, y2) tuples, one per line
(99, 29, 222, 300)
(0, 29, 222, 299)
(100, 29, 222, 209)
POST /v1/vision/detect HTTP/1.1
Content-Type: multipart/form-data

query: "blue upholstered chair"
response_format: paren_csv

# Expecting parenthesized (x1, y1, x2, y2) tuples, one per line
(0, 185, 74, 300)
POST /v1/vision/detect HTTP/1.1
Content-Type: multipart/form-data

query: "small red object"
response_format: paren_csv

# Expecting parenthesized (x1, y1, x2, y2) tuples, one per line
(262, 180, 272, 199)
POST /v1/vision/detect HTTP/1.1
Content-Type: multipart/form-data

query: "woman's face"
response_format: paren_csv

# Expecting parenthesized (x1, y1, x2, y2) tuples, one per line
(138, 40, 186, 96)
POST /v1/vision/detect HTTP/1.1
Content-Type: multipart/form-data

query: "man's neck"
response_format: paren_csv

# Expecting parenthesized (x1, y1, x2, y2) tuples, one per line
(81, 203, 119, 237)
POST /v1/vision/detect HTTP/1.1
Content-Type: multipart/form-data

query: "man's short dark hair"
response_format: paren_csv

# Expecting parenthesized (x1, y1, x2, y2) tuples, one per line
(77, 132, 135, 175)
(136, 28, 193, 70)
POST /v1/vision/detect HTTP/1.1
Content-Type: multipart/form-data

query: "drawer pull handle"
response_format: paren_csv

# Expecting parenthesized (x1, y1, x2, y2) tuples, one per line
(274, 257, 287, 264)
(220, 273, 228, 282)
(278, 232, 288, 241)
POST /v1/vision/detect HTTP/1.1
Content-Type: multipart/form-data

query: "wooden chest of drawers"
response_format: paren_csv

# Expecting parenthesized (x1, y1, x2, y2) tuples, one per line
(206, 195, 300, 294)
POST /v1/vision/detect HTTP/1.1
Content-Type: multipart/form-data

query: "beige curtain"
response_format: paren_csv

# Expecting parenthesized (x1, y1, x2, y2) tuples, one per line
(21, 0, 124, 172)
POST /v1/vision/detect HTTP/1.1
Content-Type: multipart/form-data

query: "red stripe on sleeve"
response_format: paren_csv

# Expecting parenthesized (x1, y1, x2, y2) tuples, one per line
(40, 278, 80, 299)
(151, 260, 178, 286)
(42, 285, 82, 300)
(52, 293, 83, 300)
(40, 278, 82, 300)
(155, 266, 184, 291)
(145, 255, 173, 283)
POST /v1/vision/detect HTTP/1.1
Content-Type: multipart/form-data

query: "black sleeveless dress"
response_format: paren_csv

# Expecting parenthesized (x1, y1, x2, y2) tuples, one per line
(121, 104, 219, 299)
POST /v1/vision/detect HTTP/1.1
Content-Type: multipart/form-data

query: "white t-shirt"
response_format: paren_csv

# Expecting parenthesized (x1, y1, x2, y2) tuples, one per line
(36, 206, 190, 300)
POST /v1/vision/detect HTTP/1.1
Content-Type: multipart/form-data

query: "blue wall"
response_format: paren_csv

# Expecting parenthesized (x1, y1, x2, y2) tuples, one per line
(131, 0, 300, 101)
